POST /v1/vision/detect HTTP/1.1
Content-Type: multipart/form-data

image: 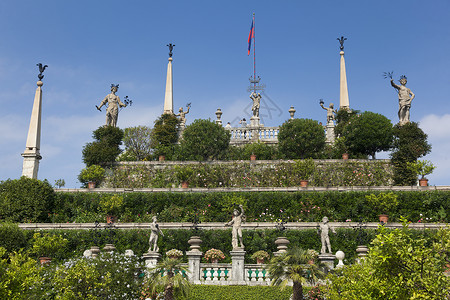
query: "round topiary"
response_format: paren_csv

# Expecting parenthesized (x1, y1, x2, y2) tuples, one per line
(0, 177, 56, 222)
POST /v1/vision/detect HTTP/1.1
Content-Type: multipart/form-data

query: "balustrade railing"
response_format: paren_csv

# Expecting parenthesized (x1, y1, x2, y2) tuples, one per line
(227, 126, 279, 145)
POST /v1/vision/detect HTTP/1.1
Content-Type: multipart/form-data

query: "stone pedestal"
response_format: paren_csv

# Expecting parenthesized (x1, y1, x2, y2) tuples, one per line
(274, 237, 290, 256)
(250, 116, 260, 127)
(103, 244, 116, 253)
(187, 236, 203, 283)
(186, 250, 203, 283)
(143, 252, 161, 269)
(325, 123, 335, 145)
(90, 246, 100, 258)
(230, 250, 246, 284)
(318, 253, 336, 272)
(356, 245, 369, 263)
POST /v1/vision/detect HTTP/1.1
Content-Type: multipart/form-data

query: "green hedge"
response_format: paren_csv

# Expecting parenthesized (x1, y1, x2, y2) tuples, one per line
(1, 224, 440, 264)
(51, 191, 450, 224)
(179, 285, 293, 300)
(103, 160, 392, 188)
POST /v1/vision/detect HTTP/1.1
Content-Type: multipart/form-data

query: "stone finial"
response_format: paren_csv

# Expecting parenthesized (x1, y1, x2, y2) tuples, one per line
(288, 106, 296, 119)
(274, 237, 290, 256)
(335, 250, 345, 268)
(215, 108, 223, 125)
(188, 236, 202, 252)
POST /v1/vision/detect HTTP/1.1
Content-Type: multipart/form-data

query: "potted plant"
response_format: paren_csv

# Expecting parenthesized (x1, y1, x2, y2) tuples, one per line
(166, 249, 183, 259)
(78, 164, 105, 189)
(294, 158, 315, 187)
(31, 232, 68, 265)
(250, 153, 257, 161)
(306, 249, 319, 264)
(407, 160, 436, 187)
(204, 248, 225, 263)
(174, 165, 194, 188)
(366, 192, 399, 223)
(99, 194, 124, 223)
(251, 250, 270, 264)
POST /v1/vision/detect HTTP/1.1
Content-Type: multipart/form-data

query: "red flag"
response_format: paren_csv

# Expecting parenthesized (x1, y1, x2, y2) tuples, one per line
(248, 20, 254, 55)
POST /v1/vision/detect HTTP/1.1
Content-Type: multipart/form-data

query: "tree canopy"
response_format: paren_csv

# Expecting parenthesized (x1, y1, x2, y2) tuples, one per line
(82, 126, 124, 166)
(342, 111, 393, 159)
(278, 118, 326, 159)
(150, 113, 179, 157)
(178, 119, 230, 161)
(122, 126, 152, 161)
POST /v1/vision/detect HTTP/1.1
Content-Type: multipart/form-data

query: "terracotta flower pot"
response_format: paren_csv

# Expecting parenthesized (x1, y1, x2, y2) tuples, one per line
(300, 180, 308, 187)
(106, 215, 116, 224)
(39, 256, 52, 266)
(250, 154, 256, 161)
(419, 178, 428, 187)
(342, 153, 349, 160)
(379, 214, 389, 224)
(211, 258, 219, 264)
(88, 181, 96, 189)
(159, 155, 165, 162)
(256, 258, 265, 264)
(181, 181, 189, 189)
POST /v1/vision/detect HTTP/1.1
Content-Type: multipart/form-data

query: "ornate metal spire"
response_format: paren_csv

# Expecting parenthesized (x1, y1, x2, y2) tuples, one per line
(166, 43, 175, 57)
(337, 36, 347, 51)
(36, 63, 48, 81)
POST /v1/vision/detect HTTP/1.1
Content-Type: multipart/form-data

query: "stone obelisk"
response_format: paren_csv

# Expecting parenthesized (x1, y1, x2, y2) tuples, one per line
(338, 37, 350, 110)
(163, 43, 175, 114)
(22, 64, 47, 179)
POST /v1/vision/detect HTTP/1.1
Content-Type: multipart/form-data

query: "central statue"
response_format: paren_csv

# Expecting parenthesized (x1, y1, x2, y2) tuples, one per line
(97, 84, 127, 127)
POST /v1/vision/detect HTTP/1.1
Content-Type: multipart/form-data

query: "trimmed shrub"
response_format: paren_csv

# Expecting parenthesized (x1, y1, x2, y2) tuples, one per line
(0, 177, 55, 222)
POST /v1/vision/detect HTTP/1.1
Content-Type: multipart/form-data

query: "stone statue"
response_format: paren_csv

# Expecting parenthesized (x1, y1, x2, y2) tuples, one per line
(97, 84, 126, 127)
(390, 76, 415, 126)
(250, 92, 261, 118)
(176, 104, 191, 126)
(319, 100, 337, 125)
(225, 204, 245, 249)
(148, 216, 164, 252)
(319, 216, 336, 254)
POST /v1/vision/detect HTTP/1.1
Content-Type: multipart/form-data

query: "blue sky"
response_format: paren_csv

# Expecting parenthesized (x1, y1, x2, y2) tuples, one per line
(1, 1, 449, 187)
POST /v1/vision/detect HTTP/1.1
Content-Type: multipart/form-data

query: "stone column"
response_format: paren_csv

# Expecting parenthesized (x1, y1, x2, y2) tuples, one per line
(143, 252, 161, 269)
(22, 80, 43, 179)
(186, 236, 203, 283)
(339, 50, 350, 110)
(230, 250, 246, 284)
(163, 57, 173, 114)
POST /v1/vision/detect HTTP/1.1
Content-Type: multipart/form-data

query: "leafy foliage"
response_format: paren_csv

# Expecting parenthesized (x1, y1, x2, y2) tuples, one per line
(82, 126, 124, 167)
(342, 111, 393, 159)
(0, 177, 55, 222)
(122, 126, 153, 161)
(391, 122, 431, 185)
(326, 222, 450, 299)
(150, 113, 179, 158)
(278, 118, 326, 159)
(268, 247, 324, 300)
(334, 108, 359, 138)
(178, 119, 231, 161)
(178, 285, 293, 300)
(143, 257, 190, 300)
(78, 164, 105, 187)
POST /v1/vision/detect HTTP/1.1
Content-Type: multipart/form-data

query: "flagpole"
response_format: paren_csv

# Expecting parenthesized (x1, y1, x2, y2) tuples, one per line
(253, 12, 256, 91)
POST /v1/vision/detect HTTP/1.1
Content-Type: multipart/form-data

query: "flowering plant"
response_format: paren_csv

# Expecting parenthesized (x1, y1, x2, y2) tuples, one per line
(165, 249, 183, 258)
(306, 284, 325, 300)
(251, 250, 270, 261)
(204, 248, 225, 261)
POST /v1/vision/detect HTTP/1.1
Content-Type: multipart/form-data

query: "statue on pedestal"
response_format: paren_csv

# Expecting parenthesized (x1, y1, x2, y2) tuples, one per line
(225, 205, 245, 250)
(176, 103, 191, 127)
(148, 216, 164, 252)
(319, 216, 336, 254)
(250, 92, 261, 118)
(390, 75, 415, 126)
(319, 99, 337, 125)
(96, 84, 127, 127)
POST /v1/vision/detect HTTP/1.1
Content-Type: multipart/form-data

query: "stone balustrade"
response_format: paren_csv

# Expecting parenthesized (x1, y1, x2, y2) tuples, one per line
(227, 126, 279, 145)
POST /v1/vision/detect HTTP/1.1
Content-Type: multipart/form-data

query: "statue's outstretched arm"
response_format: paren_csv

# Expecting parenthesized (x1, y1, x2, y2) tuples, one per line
(390, 79, 400, 90)
(98, 96, 108, 109)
